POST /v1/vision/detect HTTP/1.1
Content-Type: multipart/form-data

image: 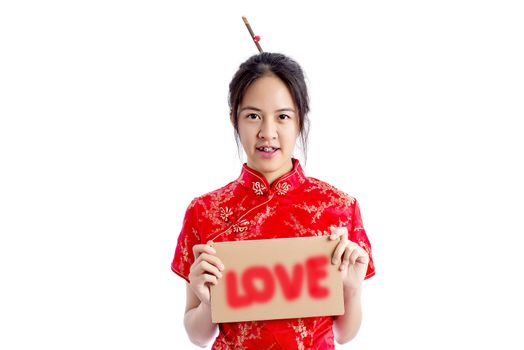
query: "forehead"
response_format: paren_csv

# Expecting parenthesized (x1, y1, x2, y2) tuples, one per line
(240, 74, 295, 108)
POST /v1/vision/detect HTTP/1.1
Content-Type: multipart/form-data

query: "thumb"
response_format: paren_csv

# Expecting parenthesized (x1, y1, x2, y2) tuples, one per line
(329, 226, 348, 240)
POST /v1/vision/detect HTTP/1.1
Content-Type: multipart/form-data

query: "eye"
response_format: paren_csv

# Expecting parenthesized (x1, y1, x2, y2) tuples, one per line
(247, 113, 260, 120)
(279, 114, 291, 120)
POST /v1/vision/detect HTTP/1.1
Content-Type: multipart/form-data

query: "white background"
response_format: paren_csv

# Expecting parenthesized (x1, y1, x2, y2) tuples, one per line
(1, 1, 523, 349)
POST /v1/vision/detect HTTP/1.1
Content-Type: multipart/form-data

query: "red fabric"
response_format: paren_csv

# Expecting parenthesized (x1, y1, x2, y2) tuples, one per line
(171, 159, 375, 349)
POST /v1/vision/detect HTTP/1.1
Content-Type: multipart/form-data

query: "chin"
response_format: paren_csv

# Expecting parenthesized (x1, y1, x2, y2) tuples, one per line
(256, 159, 289, 173)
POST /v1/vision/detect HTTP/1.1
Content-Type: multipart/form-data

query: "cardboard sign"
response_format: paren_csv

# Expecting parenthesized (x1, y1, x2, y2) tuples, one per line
(210, 236, 344, 323)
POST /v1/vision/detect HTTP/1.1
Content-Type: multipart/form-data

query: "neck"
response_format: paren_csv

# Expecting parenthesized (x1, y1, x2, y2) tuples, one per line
(249, 159, 294, 185)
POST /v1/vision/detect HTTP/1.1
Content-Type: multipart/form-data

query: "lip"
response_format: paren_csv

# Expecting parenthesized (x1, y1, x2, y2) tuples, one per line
(256, 145, 279, 149)
(255, 147, 280, 159)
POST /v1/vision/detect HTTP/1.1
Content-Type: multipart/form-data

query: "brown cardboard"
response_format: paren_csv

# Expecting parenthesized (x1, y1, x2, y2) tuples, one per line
(210, 236, 344, 323)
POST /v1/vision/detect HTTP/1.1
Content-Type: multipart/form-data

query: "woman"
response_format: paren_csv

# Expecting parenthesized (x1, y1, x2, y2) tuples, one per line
(171, 52, 375, 349)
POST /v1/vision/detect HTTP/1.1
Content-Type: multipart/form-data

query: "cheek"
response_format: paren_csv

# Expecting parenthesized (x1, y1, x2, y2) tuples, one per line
(237, 128, 254, 150)
(283, 127, 300, 145)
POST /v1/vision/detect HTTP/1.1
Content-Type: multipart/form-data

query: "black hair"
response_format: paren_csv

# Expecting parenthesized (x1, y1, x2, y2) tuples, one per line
(228, 52, 310, 163)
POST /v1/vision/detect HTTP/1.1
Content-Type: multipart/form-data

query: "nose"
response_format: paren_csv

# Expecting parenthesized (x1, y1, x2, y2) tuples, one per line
(258, 118, 277, 140)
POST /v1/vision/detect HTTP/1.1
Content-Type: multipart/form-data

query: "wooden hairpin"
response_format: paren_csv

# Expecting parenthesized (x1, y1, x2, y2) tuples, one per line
(242, 16, 263, 53)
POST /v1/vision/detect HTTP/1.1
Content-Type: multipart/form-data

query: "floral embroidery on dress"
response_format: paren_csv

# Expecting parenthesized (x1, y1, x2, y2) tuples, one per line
(284, 213, 321, 237)
(358, 239, 374, 271)
(180, 233, 190, 266)
(232, 219, 250, 233)
(220, 207, 233, 222)
(304, 178, 356, 205)
(251, 205, 277, 238)
(274, 181, 291, 195)
(214, 321, 263, 350)
(289, 318, 311, 350)
(200, 182, 241, 228)
(252, 181, 267, 196)
(292, 201, 329, 223)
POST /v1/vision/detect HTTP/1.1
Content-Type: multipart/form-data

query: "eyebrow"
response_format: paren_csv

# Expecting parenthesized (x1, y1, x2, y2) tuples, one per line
(239, 106, 296, 113)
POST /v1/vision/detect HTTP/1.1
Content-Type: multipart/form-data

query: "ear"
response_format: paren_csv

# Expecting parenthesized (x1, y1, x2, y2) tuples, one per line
(229, 111, 235, 126)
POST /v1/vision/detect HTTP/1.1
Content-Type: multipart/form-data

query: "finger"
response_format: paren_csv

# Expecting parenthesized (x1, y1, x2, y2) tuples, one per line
(348, 248, 360, 265)
(197, 253, 225, 271)
(192, 244, 215, 260)
(201, 273, 218, 286)
(340, 245, 354, 271)
(355, 246, 370, 264)
(198, 261, 223, 279)
(329, 226, 348, 240)
(192, 243, 216, 260)
(332, 240, 349, 265)
(329, 226, 337, 240)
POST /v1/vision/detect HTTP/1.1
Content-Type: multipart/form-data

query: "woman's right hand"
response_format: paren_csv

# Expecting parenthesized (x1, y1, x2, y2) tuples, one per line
(188, 241, 225, 306)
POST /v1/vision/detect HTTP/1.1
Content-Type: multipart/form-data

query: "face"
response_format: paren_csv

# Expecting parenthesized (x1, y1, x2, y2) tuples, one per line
(235, 74, 300, 184)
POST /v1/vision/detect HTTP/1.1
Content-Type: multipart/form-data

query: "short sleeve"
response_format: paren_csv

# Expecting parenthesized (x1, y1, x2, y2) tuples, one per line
(170, 198, 202, 283)
(349, 199, 375, 279)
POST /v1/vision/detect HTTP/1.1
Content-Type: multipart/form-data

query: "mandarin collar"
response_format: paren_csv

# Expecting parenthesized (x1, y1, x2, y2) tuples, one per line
(236, 158, 307, 197)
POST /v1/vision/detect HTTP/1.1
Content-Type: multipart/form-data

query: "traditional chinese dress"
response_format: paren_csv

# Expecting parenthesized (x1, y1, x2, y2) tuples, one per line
(171, 158, 375, 349)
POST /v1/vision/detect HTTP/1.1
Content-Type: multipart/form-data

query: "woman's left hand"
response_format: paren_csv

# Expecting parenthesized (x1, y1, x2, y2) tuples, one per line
(329, 226, 369, 291)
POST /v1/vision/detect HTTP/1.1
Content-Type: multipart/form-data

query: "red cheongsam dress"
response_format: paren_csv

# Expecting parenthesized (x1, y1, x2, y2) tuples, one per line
(171, 158, 375, 349)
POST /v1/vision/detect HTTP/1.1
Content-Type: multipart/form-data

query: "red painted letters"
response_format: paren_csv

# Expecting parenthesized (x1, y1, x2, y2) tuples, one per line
(274, 263, 303, 300)
(305, 255, 329, 299)
(225, 255, 330, 308)
(225, 271, 251, 308)
(242, 266, 275, 303)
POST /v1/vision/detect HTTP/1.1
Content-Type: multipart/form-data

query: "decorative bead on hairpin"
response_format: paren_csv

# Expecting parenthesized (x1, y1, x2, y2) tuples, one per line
(242, 16, 263, 53)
